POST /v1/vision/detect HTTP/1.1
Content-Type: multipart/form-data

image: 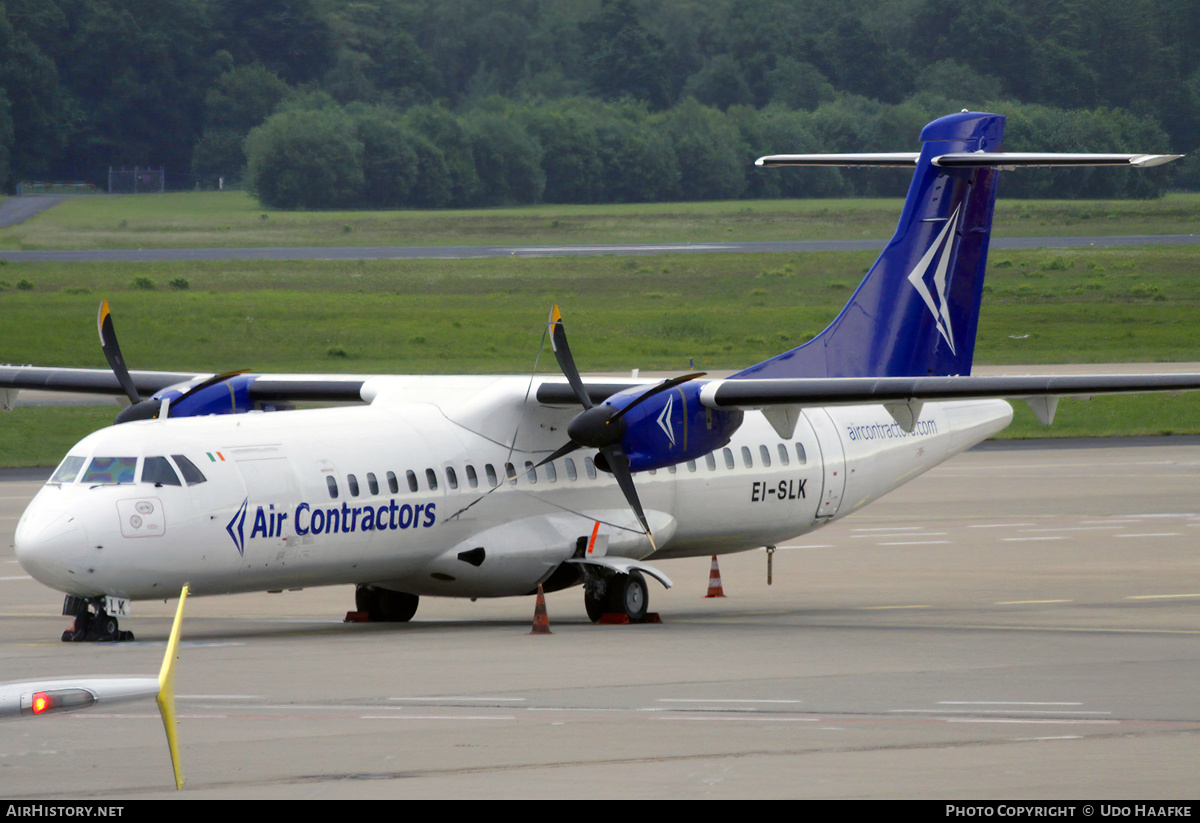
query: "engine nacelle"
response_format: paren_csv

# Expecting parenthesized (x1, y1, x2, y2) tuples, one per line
(606, 381, 743, 472)
(115, 374, 287, 424)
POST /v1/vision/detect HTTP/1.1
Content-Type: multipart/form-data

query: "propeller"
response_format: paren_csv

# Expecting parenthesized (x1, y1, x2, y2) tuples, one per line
(98, 300, 141, 408)
(97, 301, 250, 424)
(540, 305, 705, 548)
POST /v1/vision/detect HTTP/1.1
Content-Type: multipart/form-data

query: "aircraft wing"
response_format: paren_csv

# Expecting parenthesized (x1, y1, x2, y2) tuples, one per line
(699, 372, 1200, 432)
(535, 381, 644, 406)
(0, 366, 204, 397)
(700, 373, 1200, 407)
(0, 365, 369, 404)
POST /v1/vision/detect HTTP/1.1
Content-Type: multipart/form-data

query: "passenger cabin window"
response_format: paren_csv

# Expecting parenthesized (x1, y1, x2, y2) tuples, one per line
(406, 470, 418, 493)
(445, 467, 458, 490)
(326, 476, 339, 499)
(687, 460, 697, 472)
(545, 462, 557, 483)
(82, 457, 137, 485)
(741, 446, 753, 468)
(585, 457, 597, 479)
(505, 462, 517, 485)
(171, 455, 207, 486)
(485, 464, 498, 487)
(347, 474, 360, 497)
(466, 465, 479, 489)
(759, 445, 771, 467)
(425, 468, 438, 491)
(387, 471, 399, 494)
(50, 455, 86, 484)
(142, 456, 181, 487)
(794, 443, 807, 464)
(565, 458, 577, 481)
(367, 473, 379, 495)
(525, 461, 537, 484)
(705, 453, 716, 471)
(777, 444, 790, 466)
(723, 448, 734, 470)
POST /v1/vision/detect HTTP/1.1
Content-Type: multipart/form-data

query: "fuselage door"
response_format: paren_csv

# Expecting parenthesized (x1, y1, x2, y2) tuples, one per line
(233, 455, 299, 573)
(803, 408, 846, 519)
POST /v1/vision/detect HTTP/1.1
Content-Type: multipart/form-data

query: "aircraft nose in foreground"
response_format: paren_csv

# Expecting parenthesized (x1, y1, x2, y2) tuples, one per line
(14, 505, 88, 594)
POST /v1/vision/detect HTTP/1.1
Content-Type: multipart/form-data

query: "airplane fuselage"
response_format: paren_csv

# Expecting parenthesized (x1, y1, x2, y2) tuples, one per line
(15, 376, 1012, 604)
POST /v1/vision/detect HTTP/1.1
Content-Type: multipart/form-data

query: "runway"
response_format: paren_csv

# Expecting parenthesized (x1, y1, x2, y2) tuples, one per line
(0, 233, 1197, 263)
(1, 436, 1198, 799)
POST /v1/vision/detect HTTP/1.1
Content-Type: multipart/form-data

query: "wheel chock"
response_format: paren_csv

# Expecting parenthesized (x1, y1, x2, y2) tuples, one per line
(597, 612, 662, 625)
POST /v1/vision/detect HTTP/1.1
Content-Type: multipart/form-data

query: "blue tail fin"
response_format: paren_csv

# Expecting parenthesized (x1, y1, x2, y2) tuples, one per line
(734, 111, 1006, 379)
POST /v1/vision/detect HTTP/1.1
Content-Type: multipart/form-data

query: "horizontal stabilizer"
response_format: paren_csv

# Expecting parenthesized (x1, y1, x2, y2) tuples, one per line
(756, 153, 920, 167)
(932, 152, 1182, 169)
(756, 152, 1182, 169)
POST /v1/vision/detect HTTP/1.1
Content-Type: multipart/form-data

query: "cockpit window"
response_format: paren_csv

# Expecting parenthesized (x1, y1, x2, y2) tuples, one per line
(171, 455, 207, 486)
(81, 456, 137, 485)
(50, 455, 86, 484)
(142, 456, 181, 487)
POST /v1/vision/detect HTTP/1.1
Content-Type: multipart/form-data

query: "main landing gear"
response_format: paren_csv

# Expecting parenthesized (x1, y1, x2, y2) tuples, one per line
(355, 584, 420, 622)
(60, 596, 134, 642)
(583, 569, 649, 623)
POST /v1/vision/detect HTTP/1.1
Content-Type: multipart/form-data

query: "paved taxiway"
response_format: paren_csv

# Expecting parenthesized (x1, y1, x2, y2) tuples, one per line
(2, 436, 1199, 799)
(1, 233, 1197, 263)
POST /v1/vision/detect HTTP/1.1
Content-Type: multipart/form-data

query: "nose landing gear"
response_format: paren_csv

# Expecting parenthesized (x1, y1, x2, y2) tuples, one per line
(60, 597, 135, 642)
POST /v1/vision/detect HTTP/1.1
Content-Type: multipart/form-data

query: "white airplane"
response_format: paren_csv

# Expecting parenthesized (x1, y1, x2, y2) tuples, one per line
(3, 111, 1194, 639)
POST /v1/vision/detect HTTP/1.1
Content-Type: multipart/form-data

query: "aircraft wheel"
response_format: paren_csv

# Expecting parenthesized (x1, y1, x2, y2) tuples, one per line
(62, 611, 92, 642)
(378, 590, 419, 622)
(611, 571, 648, 622)
(88, 612, 122, 641)
(355, 584, 379, 615)
(358, 586, 419, 622)
(584, 584, 608, 623)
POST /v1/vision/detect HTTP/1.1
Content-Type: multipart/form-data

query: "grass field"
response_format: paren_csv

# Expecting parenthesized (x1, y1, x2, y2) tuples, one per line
(3, 234, 1200, 466)
(2, 191, 1199, 250)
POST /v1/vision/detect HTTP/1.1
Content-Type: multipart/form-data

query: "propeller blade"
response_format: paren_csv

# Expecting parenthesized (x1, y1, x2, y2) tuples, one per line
(603, 445, 655, 550)
(97, 300, 141, 406)
(533, 440, 583, 470)
(548, 305, 592, 410)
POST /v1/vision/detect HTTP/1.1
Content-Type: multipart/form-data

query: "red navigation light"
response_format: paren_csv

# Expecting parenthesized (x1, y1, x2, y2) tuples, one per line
(23, 688, 96, 717)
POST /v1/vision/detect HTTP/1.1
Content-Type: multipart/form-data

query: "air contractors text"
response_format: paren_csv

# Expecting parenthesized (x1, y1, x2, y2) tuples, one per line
(250, 499, 437, 539)
(846, 418, 937, 441)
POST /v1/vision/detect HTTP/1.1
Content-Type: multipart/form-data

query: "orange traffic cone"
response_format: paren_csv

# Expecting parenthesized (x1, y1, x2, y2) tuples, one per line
(531, 584, 552, 634)
(705, 555, 725, 598)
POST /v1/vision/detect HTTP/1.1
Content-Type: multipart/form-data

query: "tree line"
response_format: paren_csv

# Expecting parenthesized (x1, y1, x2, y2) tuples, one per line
(2, 0, 1197, 205)
(244, 95, 1175, 209)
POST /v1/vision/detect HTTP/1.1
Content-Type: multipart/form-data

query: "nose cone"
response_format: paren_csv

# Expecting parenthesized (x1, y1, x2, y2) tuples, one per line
(14, 504, 89, 595)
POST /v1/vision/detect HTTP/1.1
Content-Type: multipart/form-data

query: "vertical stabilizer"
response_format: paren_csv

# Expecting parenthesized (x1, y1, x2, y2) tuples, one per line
(735, 111, 1005, 379)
